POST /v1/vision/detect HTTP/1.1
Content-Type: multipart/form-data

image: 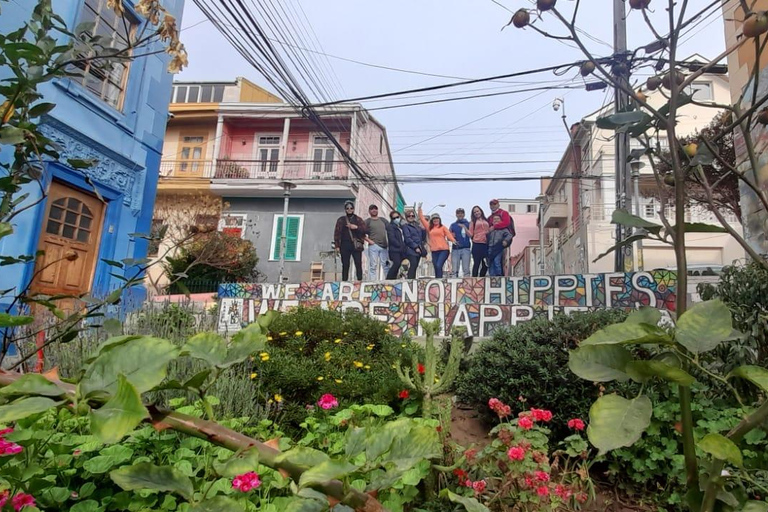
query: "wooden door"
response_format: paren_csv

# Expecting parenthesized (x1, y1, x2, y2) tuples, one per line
(177, 134, 207, 177)
(30, 181, 105, 298)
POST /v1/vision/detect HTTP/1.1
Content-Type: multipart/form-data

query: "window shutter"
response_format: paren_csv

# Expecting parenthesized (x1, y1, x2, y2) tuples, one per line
(272, 217, 284, 260)
(285, 217, 300, 260)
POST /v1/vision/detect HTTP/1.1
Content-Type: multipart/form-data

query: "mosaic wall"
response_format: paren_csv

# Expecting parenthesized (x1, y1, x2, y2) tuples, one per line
(218, 271, 677, 337)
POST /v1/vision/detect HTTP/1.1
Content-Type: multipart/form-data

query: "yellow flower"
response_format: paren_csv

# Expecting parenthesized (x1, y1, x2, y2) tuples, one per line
(274, 394, 283, 403)
(434, 377, 440, 383)
(334, 379, 343, 384)
(317, 376, 324, 381)
(259, 352, 270, 362)
(295, 331, 303, 336)
(364, 365, 371, 370)
(385, 327, 391, 332)
(343, 332, 348, 335)
(324, 352, 331, 362)
(366, 344, 374, 351)
(392, 364, 397, 369)
(334, 338, 342, 344)
(250, 373, 257, 380)
(268, 399, 274, 404)
(353, 361, 363, 368)
(267, 336, 273, 341)
(280, 332, 287, 336)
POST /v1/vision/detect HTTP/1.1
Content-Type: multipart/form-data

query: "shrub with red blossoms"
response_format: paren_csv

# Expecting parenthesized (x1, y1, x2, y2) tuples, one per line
(487, 397, 512, 418)
(555, 484, 574, 500)
(398, 389, 410, 399)
(517, 416, 534, 430)
(453, 468, 468, 480)
(0, 439, 22, 456)
(534, 470, 550, 482)
(507, 445, 526, 461)
(232, 471, 261, 492)
(536, 485, 550, 497)
(471, 480, 487, 494)
(530, 408, 553, 422)
(317, 393, 339, 410)
(567, 418, 586, 431)
(11, 492, 36, 511)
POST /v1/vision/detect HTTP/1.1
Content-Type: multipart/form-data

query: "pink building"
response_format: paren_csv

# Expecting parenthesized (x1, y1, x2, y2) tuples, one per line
(497, 198, 541, 276)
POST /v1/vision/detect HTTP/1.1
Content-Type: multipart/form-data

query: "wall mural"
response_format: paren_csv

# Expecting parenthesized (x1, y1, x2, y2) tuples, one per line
(218, 270, 677, 337)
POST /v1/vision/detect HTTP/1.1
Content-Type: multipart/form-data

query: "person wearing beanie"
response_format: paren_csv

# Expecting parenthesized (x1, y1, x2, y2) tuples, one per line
(418, 204, 456, 278)
(449, 207, 471, 278)
(333, 201, 367, 281)
(364, 204, 390, 281)
(401, 208, 426, 279)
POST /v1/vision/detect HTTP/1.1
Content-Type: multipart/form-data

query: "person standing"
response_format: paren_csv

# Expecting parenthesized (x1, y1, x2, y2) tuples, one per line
(449, 208, 471, 278)
(385, 211, 406, 280)
(468, 205, 490, 277)
(364, 204, 390, 281)
(487, 199, 514, 277)
(333, 201, 367, 281)
(402, 208, 426, 280)
(418, 206, 456, 278)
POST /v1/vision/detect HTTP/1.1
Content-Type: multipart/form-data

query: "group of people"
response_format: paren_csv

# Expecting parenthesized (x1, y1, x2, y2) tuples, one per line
(333, 198, 516, 281)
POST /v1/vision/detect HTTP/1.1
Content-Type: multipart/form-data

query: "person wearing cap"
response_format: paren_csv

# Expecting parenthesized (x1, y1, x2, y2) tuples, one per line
(364, 204, 390, 281)
(449, 208, 472, 278)
(487, 199, 514, 276)
(418, 205, 456, 278)
(333, 201, 367, 281)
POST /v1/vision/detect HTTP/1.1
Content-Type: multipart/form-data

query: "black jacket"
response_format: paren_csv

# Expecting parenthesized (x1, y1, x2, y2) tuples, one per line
(386, 222, 407, 257)
(402, 222, 426, 259)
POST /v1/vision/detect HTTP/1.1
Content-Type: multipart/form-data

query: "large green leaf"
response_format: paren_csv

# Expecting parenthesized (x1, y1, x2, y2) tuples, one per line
(729, 366, 768, 392)
(625, 306, 662, 325)
(587, 394, 652, 454)
(386, 423, 442, 469)
(190, 497, 244, 512)
(80, 336, 179, 396)
(282, 498, 327, 512)
(0, 396, 61, 422)
(90, 374, 149, 444)
(674, 222, 728, 233)
(213, 448, 260, 477)
(625, 360, 696, 386)
(581, 322, 671, 346)
(569, 345, 632, 382)
(298, 460, 359, 489)
(593, 234, 650, 263)
(223, 324, 267, 368)
(0, 313, 33, 327)
(699, 433, 743, 467)
(82, 445, 134, 474)
(273, 447, 330, 471)
(0, 126, 25, 145)
(596, 110, 649, 130)
(741, 501, 768, 512)
(676, 300, 733, 353)
(0, 374, 66, 397)
(182, 332, 227, 367)
(110, 463, 194, 500)
(0, 222, 13, 240)
(440, 489, 490, 512)
(611, 209, 663, 233)
(257, 310, 280, 330)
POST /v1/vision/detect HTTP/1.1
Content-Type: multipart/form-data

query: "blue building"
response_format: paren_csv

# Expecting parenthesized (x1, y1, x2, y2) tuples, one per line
(0, 0, 184, 310)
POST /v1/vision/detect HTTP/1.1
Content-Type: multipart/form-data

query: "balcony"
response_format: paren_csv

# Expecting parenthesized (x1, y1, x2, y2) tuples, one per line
(541, 201, 568, 228)
(158, 159, 350, 181)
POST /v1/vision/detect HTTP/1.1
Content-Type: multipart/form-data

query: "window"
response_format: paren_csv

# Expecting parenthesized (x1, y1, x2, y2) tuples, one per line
(527, 204, 537, 213)
(507, 204, 516, 213)
(255, 135, 280, 176)
(311, 136, 335, 175)
(71, 0, 137, 110)
(219, 214, 247, 238)
(643, 198, 656, 218)
(687, 81, 713, 101)
(269, 215, 304, 261)
(172, 84, 226, 103)
(46, 196, 95, 243)
(177, 134, 207, 175)
(379, 134, 384, 154)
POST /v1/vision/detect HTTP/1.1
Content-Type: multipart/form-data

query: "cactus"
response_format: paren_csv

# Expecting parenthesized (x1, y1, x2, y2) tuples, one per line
(396, 319, 467, 418)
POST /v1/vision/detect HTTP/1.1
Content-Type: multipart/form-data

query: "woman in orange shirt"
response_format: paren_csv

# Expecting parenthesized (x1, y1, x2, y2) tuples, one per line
(418, 206, 456, 278)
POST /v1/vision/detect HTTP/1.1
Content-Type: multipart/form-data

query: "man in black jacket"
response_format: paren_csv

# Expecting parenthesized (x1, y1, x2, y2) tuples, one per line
(333, 201, 367, 281)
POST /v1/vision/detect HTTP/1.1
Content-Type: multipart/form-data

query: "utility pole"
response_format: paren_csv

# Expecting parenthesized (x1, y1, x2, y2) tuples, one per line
(613, 0, 633, 272)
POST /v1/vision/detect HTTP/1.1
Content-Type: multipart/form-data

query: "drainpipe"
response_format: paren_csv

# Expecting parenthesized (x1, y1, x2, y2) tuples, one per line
(279, 117, 291, 179)
(212, 114, 224, 178)
(536, 194, 546, 275)
(278, 181, 296, 283)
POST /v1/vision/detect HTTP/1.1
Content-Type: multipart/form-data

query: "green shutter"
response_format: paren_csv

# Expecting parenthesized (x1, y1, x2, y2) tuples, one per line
(272, 216, 301, 261)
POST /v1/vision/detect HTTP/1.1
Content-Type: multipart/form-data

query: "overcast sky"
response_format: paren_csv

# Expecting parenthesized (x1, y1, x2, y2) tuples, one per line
(177, 1, 727, 218)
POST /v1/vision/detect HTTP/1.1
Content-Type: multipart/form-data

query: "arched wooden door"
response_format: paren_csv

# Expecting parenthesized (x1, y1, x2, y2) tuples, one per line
(30, 181, 105, 298)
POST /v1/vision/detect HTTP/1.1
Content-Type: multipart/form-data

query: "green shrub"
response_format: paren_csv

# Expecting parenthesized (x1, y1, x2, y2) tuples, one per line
(455, 310, 627, 440)
(255, 307, 418, 429)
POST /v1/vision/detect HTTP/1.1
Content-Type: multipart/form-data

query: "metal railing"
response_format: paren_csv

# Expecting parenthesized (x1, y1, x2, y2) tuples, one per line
(159, 159, 350, 181)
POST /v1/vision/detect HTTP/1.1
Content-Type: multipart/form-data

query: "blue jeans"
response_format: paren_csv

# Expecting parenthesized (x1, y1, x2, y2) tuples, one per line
(451, 247, 471, 278)
(432, 250, 449, 278)
(367, 244, 390, 281)
(488, 244, 505, 276)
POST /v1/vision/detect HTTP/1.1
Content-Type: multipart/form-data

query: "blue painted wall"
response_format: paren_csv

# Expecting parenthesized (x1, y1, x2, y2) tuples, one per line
(0, 0, 184, 310)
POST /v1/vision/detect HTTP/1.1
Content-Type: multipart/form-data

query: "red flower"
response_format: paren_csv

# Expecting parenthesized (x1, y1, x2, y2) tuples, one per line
(524, 474, 535, 488)
(417, 363, 425, 374)
(536, 485, 550, 497)
(534, 471, 550, 482)
(576, 491, 588, 503)
(232, 471, 261, 492)
(399, 390, 410, 399)
(463, 448, 478, 463)
(555, 484, 573, 500)
(507, 446, 526, 461)
(11, 492, 36, 511)
(530, 408, 553, 422)
(472, 480, 487, 494)
(568, 418, 586, 431)
(453, 468, 468, 480)
(518, 416, 534, 430)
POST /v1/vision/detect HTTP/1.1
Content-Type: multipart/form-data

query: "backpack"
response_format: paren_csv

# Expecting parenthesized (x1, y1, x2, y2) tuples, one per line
(508, 215, 516, 238)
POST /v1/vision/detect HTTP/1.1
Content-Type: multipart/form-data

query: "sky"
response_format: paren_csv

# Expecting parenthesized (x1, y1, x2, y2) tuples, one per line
(177, 0, 728, 219)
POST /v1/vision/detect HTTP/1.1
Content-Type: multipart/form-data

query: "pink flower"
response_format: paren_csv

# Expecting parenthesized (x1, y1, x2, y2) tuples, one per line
(488, 397, 511, 418)
(568, 418, 585, 431)
(524, 474, 535, 488)
(507, 446, 526, 461)
(11, 492, 35, 511)
(535, 471, 550, 482)
(536, 485, 550, 497)
(0, 439, 22, 456)
(232, 471, 261, 492)
(472, 480, 487, 494)
(530, 408, 553, 422)
(317, 393, 339, 410)
(0, 491, 8, 508)
(555, 484, 573, 500)
(0, 428, 13, 436)
(463, 479, 472, 488)
(518, 416, 534, 430)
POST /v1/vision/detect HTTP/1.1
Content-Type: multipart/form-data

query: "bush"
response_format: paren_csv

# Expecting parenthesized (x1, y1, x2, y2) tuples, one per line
(164, 231, 259, 284)
(455, 310, 627, 440)
(254, 307, 419, 430)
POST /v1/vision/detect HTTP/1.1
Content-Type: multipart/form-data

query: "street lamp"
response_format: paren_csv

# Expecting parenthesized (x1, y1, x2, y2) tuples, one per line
(427, 203, 446, 215)
(629, 158, 646, 271)
(278, 180, 296, 283)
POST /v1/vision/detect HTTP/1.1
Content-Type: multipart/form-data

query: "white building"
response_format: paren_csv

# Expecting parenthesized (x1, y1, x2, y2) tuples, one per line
(540, 64, 744, 275)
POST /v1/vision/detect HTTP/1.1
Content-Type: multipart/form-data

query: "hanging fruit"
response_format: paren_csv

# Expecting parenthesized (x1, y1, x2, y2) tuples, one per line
(537, 0, 556, 11)
(580, 61, 596, 77)
(646, 76, 662, 91)
(629, 0, 651, 9)
(512, 9, 530, 28)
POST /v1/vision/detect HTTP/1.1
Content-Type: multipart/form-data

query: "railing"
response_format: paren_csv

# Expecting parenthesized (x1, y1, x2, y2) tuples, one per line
(159, 159, 350, 181)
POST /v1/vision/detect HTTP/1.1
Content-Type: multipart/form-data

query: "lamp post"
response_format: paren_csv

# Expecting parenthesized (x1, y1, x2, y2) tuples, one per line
(536, 194, 546, 275)
(278, 180, 296, 283)
(629, 159, 645, 271)
(427, 203, 446, 215)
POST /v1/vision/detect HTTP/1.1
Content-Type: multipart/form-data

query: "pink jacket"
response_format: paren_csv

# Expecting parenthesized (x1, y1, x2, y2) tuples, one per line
(469, 219, 490, 244)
